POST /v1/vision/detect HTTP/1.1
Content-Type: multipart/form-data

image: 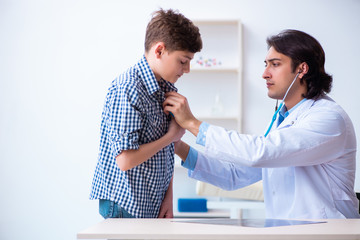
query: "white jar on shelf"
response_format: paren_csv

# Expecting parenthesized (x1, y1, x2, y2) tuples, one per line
(211, 93, 224, 116)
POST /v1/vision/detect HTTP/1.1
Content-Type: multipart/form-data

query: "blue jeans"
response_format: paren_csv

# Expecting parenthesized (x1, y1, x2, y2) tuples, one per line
(99, 199, 134, 218)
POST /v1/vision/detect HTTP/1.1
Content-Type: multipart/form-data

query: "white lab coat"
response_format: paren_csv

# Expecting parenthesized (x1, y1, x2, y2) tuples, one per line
(189, 96, 360, 219)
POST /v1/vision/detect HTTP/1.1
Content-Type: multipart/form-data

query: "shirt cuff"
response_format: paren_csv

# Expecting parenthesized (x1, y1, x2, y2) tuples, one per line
(196, 122, 210, 146)
(181, 146, 198, 171)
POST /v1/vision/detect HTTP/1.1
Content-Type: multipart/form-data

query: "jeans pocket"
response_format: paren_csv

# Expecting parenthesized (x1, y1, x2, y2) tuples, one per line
(99, 199, 115, 219)
(99, 199, 135, 218)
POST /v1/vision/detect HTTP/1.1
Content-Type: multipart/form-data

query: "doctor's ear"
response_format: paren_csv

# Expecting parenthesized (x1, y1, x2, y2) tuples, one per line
(297, 62, 309, 78)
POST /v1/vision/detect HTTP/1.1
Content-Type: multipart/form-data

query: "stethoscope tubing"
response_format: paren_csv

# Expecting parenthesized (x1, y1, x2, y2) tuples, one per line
(264, 72, 300, 137)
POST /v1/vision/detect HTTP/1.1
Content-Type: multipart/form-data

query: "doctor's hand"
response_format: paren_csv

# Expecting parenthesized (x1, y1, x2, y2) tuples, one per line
(163, 91, 202, 137)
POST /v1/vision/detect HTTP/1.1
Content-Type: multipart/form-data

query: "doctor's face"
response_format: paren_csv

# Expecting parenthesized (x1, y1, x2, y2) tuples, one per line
(262, 47, 299, 100)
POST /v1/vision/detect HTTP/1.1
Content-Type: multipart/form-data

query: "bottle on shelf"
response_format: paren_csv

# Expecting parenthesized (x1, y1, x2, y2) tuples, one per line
(211, 93, 224, 116)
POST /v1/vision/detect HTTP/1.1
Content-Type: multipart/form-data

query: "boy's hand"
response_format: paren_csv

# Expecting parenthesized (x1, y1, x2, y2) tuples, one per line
(167, 118, 185, 143)
(157, 199, 173, 218)
(158, 178, 173, 218)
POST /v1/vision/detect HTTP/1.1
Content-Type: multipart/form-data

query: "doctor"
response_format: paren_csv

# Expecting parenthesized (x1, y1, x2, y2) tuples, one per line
(164, 29, 360, 219)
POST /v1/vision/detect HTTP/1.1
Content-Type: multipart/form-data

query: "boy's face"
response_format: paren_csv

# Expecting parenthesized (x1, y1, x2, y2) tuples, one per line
(157, 49, 194, 84)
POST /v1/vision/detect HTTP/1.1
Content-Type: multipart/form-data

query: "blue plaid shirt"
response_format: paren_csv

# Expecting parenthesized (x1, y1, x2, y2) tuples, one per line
(90, 55, 176, 218)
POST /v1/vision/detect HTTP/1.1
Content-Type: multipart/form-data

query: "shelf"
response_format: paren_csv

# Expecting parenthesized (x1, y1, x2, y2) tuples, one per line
(190, 67, 239, 72)
(198, 115, 239, 120)
(192, 19, 240, 25)
(207, 200, 265, 219)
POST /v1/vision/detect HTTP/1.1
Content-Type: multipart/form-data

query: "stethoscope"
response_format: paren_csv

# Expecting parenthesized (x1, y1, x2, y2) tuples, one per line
(264, 72, 301, 137)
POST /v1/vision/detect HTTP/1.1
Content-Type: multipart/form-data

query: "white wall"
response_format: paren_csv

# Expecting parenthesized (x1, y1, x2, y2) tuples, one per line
(0, 0, 359, 239)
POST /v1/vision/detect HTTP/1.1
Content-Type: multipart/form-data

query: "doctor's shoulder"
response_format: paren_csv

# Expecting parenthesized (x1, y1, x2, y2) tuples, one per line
(312, 96, 353, 122)
(300, 96, 355, 135)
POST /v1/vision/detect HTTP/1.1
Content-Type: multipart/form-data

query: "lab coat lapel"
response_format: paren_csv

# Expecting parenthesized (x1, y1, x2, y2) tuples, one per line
(267, 99, 315, 179)
(277, 99, 315, 128)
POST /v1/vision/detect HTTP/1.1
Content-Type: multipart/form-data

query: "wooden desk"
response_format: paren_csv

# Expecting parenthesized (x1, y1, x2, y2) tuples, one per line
(77, 218, 360, 240)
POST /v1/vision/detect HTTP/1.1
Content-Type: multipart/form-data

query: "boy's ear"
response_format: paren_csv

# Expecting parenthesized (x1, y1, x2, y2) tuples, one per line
(154, 42, 166, 59)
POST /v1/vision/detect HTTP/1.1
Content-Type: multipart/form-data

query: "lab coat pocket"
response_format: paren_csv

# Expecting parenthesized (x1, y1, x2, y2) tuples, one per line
(277, 121, 295, 130)
(332, 188, 351, 201)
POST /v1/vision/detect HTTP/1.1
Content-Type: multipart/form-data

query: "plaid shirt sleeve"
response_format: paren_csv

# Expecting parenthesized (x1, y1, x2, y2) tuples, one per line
(106, 79, 143, 157)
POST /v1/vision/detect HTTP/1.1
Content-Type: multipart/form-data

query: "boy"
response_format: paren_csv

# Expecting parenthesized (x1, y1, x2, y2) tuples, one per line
(89, 9, 202, 218)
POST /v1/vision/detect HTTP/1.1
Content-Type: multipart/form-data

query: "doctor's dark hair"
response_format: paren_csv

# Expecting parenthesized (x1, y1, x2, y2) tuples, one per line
(266, 29, 332, 100)
(145, 9, 202, 53)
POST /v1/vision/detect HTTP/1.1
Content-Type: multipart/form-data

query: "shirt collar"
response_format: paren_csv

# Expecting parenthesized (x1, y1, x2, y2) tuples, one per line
(136, 55, 177, 95)
(280, 98, 307, 119)
(158, 78, 177, 93)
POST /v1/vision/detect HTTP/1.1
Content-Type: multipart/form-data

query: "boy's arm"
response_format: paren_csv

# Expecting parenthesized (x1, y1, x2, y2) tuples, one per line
(156, 141, 190, 218)
(116, 119, 185, 171)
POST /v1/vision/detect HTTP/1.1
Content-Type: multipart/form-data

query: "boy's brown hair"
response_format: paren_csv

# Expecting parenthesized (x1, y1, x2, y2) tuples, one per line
(145, 9, 202, 53)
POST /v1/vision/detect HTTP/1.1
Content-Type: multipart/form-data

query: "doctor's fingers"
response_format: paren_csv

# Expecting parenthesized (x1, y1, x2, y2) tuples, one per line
(165, 91, 184, 98)
(164, 94, 189, 108)
(165, 92, 190, 105)
(163, 95, 182, 110)
(164, 99, 190, 118)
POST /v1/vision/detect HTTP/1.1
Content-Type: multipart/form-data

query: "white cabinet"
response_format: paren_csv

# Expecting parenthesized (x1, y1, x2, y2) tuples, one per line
(175, 19, 242, 159)
(173, 19, 252, 217)
(176, 19, 243, 135)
